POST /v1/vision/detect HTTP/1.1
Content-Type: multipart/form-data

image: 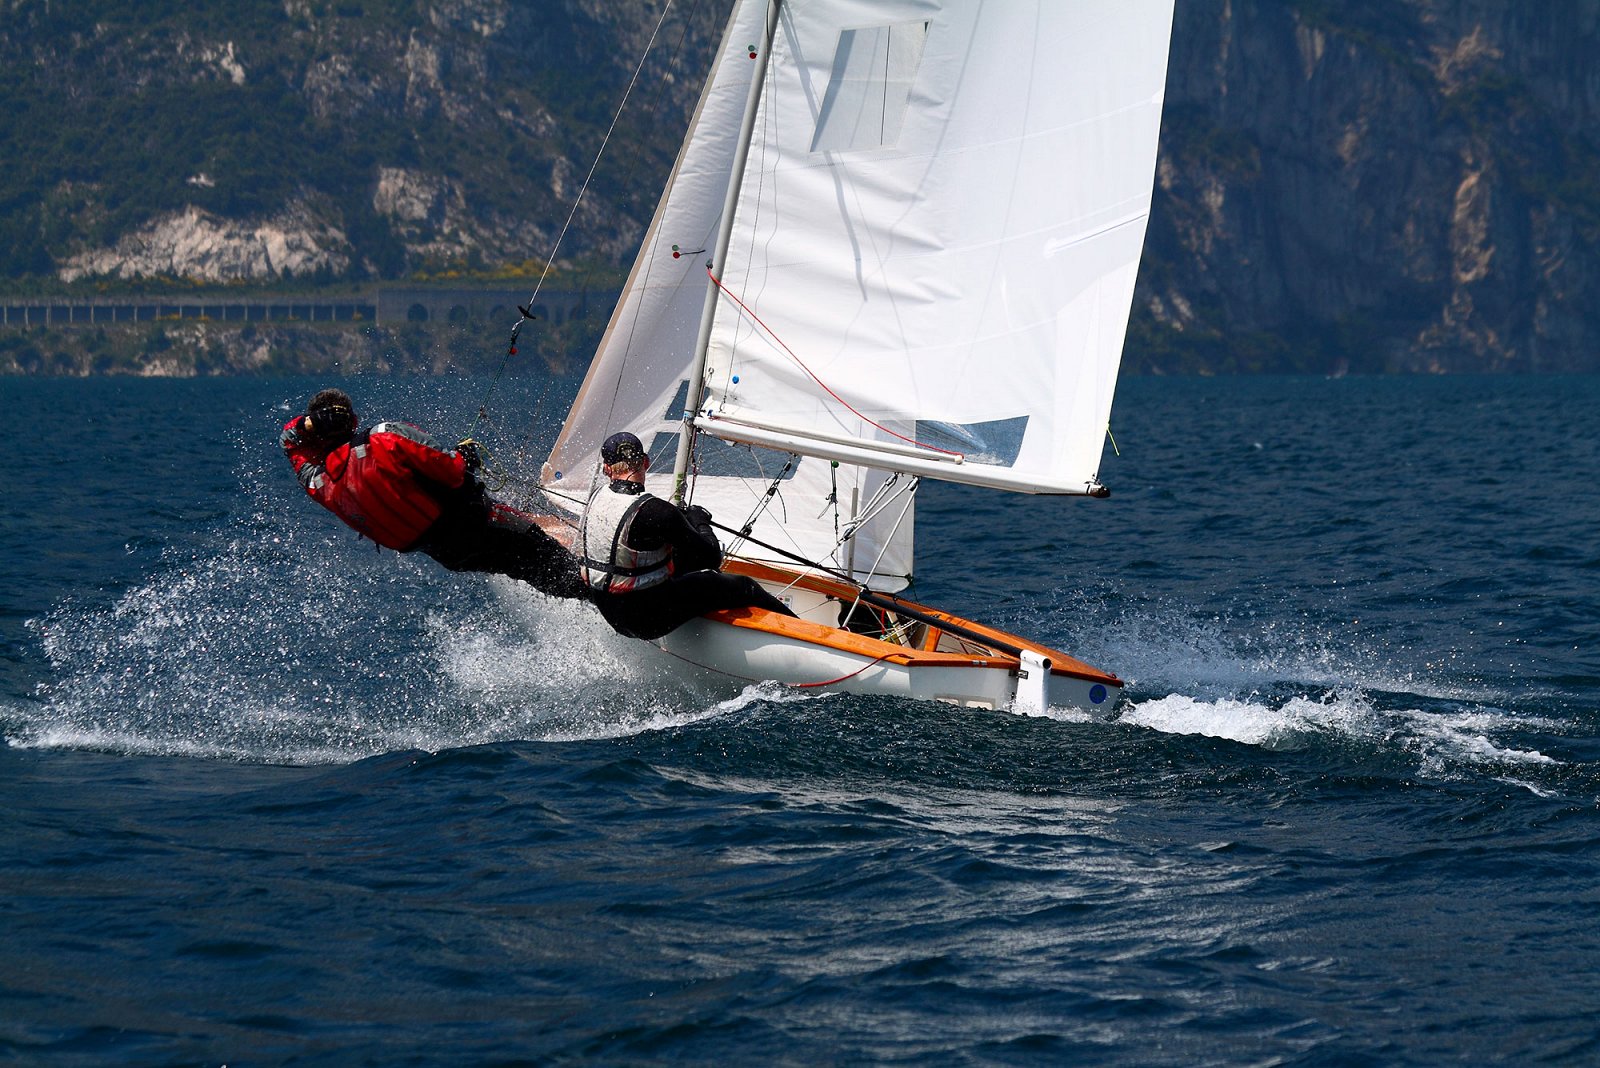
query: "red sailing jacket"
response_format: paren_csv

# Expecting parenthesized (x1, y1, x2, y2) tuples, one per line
(281, 417, 467, 550)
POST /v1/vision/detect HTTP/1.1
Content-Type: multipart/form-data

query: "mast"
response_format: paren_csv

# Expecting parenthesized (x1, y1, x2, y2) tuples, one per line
(669, 0, 782, 505)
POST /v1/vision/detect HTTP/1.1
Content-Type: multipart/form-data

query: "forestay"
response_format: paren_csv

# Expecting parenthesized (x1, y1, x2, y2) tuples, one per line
(544, 0, 1174, 591)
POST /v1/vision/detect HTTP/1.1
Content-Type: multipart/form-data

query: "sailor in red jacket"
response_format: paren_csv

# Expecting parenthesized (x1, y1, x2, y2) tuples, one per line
(281, 388, 587, 600)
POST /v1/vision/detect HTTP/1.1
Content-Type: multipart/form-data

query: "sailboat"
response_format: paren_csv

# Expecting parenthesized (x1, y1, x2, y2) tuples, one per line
(538, 0, 1174, 713)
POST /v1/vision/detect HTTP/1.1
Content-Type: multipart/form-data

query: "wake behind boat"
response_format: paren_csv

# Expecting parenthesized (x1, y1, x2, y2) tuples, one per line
(535, 0, 1175, 713)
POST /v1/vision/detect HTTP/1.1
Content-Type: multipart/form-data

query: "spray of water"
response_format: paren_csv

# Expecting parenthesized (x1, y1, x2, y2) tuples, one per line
(9, 549, 1560, 777)
(1035, 589, 1564, 778)
(1, 416, 1564, 781)
(4, 421, 769, 764)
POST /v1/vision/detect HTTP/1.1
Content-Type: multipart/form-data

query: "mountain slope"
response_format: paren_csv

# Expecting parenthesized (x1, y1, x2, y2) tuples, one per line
(1142, 0, 1600, 372)
(0, 0, 721, 283)
(3, 0, 1598, 373)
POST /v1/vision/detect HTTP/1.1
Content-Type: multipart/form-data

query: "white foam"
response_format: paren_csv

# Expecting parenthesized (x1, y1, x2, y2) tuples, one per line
(1022, 703, 1104, 724)
(6, 445, 1566, 778)
(1053, 593, 1523, 710)
(1119, 691, 1368, 748)
(431, 581, 828, 741)
(1117, 689, 1559, 773)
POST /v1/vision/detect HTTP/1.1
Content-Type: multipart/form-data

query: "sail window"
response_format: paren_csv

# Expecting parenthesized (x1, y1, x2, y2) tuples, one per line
(662, 379, 690, 421)
(648, 432, 799, 481)
(810, 21, 930, 153)
(913, 416, 1029, 467)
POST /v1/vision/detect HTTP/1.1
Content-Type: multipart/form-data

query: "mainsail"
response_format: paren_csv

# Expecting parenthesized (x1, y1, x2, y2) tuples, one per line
(545, 0, 1174, 591)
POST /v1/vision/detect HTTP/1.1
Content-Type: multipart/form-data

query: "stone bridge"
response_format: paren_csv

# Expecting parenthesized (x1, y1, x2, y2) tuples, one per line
(0, 286, 602, 329)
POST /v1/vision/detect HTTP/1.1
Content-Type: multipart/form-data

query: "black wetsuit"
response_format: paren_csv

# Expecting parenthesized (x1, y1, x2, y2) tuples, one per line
(589, 482, 795, 640)
(416, 483, 590, 602)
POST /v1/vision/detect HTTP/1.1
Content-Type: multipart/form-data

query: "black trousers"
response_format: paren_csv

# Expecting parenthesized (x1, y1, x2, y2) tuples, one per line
(594, 570, 795, 641)
(414, 498, 589, 601)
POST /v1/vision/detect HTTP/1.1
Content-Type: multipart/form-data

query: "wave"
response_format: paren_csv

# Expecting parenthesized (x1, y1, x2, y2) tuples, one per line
(6, 555, 1569, 786)
(1012, 588, 1572, 784)
(1, 436, 1576, 785)
(1118, 692, 1557, 770)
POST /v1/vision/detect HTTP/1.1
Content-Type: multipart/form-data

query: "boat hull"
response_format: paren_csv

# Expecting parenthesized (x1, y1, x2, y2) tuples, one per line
(649, 561, 1123, 714)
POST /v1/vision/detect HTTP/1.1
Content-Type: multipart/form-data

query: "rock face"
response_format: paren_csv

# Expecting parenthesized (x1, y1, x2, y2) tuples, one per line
(1139, 0, 1600, 372)
(5, 0, 1600, 371)
(3, 0, 718, 290)
(58, 204, 350, 283)
(372, 168, 463, 254)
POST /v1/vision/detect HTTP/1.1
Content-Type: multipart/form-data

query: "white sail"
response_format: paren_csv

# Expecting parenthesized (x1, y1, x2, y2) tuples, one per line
(546, 0, 1173, 588)
(699, 0, 1173, 495)
(541, 0, 765, 510)
(544, 0, 916, 590)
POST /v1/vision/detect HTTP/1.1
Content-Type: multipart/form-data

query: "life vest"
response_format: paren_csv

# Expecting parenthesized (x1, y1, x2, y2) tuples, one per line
(288, 421, 465, 551)
(579, 484, 672, 593)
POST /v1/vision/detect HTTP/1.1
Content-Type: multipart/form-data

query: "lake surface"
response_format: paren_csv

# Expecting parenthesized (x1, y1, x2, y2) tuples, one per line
(3, 373, 1598, 1065)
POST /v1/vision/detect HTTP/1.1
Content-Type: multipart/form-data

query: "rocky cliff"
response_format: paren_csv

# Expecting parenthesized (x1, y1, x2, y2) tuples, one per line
(3, 0, 1598, 373)
(1143, 0, 1600, 372)
(1, 0, 719, 287)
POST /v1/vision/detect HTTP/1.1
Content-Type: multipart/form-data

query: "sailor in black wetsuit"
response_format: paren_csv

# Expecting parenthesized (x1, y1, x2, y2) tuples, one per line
(578, 432, 796, 641)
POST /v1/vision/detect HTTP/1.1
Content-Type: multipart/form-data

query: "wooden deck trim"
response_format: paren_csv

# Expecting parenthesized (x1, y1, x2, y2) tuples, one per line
(718, 559, 1123, 686)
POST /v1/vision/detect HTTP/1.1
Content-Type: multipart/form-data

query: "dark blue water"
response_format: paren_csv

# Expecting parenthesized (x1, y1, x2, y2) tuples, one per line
(4, 374, 1598, 1065)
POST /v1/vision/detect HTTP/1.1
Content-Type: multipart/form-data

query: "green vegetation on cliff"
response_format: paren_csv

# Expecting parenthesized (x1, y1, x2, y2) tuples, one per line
(4, 0, 1600, 373)
(0, 0, 718, 286)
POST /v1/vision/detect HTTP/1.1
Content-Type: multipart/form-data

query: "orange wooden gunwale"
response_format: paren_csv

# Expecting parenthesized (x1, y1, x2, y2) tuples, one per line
(538, 516, 1120, 688)
(706, 558, 1123, 688)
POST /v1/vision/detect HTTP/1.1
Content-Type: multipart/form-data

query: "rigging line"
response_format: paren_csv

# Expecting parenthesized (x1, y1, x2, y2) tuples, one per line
(828, 461, 840, 547)
(824, 471, 908, 567)
(728, 452, 796, 542)
(852, 474, 912, 540)
(854, 476, 917, 590)
(880, 26, 891, 145)
(828, 475, 916, 594)
(704, 268, 962, 458)
(723, 464, 909, 589)
(706, 516, 1035, 662)
(541, 483, 589, 513)
(708, 518, 860, 591)
(846, 471, 905, 534)
(465, 0, 684, 442)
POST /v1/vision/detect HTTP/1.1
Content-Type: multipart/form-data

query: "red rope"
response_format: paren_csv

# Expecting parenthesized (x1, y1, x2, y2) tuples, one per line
(788, 651, 897, 688)
(706, 269, 962, 458)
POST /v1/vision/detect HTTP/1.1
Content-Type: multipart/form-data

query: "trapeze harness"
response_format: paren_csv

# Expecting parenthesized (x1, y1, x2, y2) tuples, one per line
(579, 483, 672, 594)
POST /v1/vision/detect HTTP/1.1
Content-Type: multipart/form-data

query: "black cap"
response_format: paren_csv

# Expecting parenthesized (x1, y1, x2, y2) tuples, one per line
(601, 431, 646, 464)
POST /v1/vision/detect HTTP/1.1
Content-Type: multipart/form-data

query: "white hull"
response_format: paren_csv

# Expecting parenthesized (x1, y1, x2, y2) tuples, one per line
(646, 562, 1122, 715)
(657, 619, 1117, 712)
